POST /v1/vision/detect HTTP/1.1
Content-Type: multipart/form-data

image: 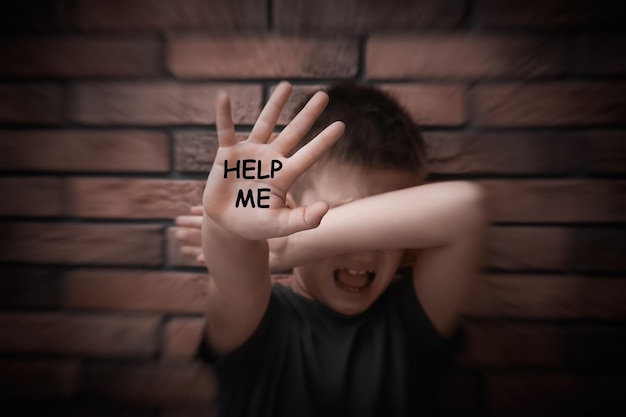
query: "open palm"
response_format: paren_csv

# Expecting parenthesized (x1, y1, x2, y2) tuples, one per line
(202, 82, 345, 240)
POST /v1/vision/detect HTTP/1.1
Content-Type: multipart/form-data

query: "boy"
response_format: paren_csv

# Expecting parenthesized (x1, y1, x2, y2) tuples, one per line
(176, 81, 486, 416)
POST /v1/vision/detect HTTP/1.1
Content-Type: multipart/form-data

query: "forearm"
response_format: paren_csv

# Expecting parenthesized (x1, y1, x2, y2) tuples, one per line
(202, 213, 270, 306)
(282, 181, 484, 268)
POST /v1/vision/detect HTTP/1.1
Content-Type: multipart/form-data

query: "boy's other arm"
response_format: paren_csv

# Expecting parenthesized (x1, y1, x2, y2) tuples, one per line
(408, 183, 486, 337)
(174, 206, 205, 264)
(278, 181, 487, 337)
(201, 82, 344, 356)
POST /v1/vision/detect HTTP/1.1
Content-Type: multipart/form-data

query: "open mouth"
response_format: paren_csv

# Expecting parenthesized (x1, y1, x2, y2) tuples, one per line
(333, 268, 375, 293)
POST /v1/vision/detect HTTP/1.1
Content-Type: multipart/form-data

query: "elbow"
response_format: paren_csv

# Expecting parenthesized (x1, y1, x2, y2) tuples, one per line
(459, 181, 486, 205)
(457, 181, 488, 229)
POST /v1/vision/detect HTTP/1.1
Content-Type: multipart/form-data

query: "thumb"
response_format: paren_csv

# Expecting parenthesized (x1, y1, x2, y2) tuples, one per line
(302, 201, 329, 229)
(279, 201, 329, 236)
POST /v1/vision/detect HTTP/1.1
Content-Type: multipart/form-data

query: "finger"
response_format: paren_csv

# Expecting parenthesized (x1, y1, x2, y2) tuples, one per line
(277, 201, 329, 236)
(196, 253, 205, 263)
(288, 121, 344, 177)
(216, 92, 237, 147)
(175, 227, 202, 246)
(181, 246, 203, 259)
(190, 205, 203, 215)
(175, 215, 202, 229)
(266, 131, 280, 144)
(272, 91, 329, 155)
(248, 81, 292, 144)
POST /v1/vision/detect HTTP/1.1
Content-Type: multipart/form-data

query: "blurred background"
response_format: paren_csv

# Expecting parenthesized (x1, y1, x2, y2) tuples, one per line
(0, 0, 625, 416)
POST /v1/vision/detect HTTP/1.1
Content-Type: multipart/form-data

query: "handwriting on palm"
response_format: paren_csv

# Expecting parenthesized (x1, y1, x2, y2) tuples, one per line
(203, 82, 345, 240)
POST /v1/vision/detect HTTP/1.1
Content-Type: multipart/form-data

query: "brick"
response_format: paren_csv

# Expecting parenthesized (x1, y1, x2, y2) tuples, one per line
(275, 0, 467, 33)
(368, 35, 563, 79)
(485, 374, 626, 417)
(0, 84, 65, 125)
(63, 269, 207, 313)
(578, 228, 626, 272)
(462, 323, 565, 367)
(466, 275, 626, 320)
(565, 324, 626, 370)
(0, 177, 62, 216)
(584, 130, 626, 174)
(0, 0, 70, 32)
(0, 267, 61, 309)
(424, 132, 578, 175)
(478, 180, 626, 222)
(174, 131, 220, 172)
(68, 178, 204, 219)
(162, 317, 205, 359)
(77, 0, 266, 31)
(0, 130, 170, 172)
(0, 223, 163, 266)
(380, 84, 467, 127)
(478, 0, 626, 28)
(72, 82, 262, 125)
(169, 36, 358, 79)
(486, 227, 575, 271)
(0, 312, 159, 357)
(573, 35, 626, 75)
(83, 362, 216, 406)
(0, 37, 160, 78)
(0, 359, 79, 400)
(475, 82, 626, 127)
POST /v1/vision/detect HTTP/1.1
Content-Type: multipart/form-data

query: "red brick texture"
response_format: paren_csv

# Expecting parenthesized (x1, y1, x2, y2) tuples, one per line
(72, 83, 262, 125)
(274, 0, 467, 33)
(0, 130, 170, 172)
(0, 312, 159, 357)
(168, 36, 358, 79)
(82, 361, 217, 407)
(76, 0, 266, 31)
(474, 82, 626, 127)
(67, 178, 205, 219)
(0, 84, 66, 125)
(0, 37, 161, 78)
(0, 223, 163, 265)
(367, 35, 564, 79)
(1, 0, 624, 415)
(63, 269, 208, 313)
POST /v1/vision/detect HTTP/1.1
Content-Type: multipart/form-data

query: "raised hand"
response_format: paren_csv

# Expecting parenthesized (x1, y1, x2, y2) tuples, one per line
(202, 81, 344, 241)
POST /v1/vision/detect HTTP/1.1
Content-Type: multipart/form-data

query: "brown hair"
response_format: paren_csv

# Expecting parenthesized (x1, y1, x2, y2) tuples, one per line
(289, 83, 429, 200)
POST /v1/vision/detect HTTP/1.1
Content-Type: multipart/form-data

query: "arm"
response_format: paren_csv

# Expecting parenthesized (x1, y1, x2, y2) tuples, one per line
(201, 82, 344, 356)
(277, 181, 487, 336)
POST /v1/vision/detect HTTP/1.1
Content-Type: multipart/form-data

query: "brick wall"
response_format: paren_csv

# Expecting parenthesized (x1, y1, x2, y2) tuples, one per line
(1, 0, 625, 416)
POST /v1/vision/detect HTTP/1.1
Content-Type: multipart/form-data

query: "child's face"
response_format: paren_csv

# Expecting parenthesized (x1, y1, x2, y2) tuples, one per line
(290, 161, 417, 315)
